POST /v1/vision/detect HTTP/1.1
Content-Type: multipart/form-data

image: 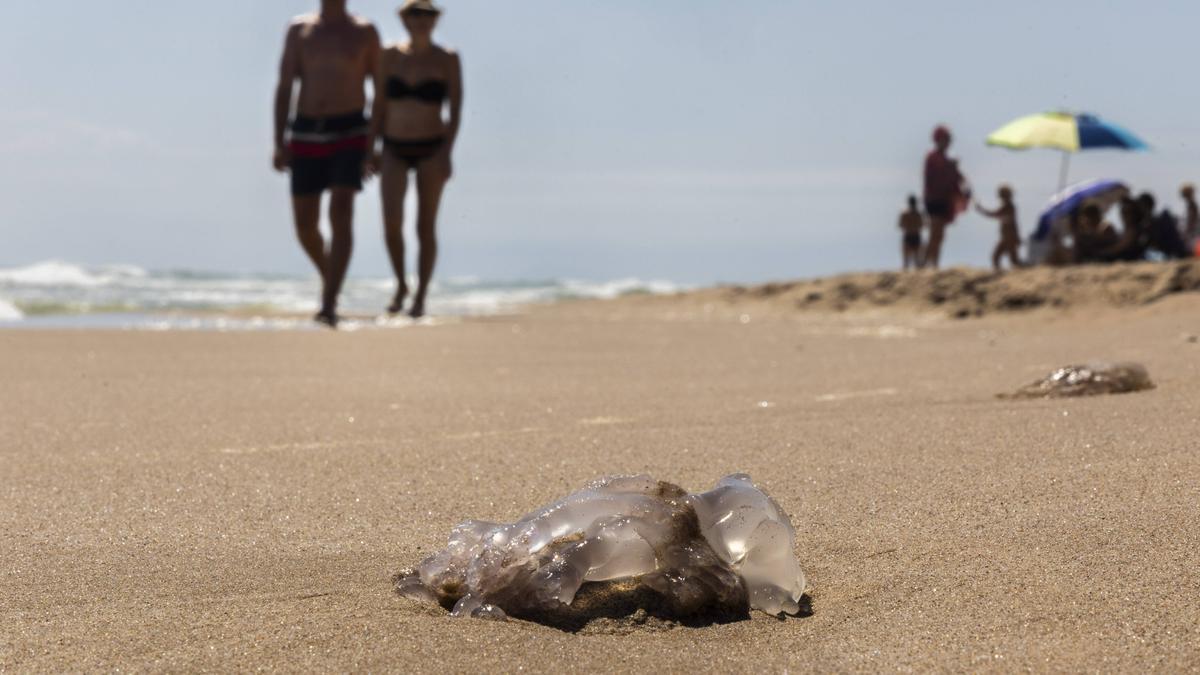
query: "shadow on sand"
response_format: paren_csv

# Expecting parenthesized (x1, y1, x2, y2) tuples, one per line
(418, 580, 814, 634)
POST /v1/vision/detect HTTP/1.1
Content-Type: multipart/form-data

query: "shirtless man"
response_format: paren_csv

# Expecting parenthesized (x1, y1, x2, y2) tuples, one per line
(897, 194, 924, 271)
(273, 0, 380, 327)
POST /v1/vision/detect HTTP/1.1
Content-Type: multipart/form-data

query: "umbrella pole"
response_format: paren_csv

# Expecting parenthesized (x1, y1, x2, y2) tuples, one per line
(1058, 151, 1071, 191)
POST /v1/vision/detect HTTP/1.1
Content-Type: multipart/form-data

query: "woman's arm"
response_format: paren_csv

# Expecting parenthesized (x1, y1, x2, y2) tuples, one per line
(368, 49, 389, 149)
(430, 51, 463, 180)
(366, 47, 389, 175)
(443, 52, 464, 152)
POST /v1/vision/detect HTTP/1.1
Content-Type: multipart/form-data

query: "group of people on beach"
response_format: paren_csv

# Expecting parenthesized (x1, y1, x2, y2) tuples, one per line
(274, 0, 1198, 325)
(1046, 189, 1197, 265)
(273, 0, 461, 327)
(900, 126, 1019, 271)
(899, 126, 1198, 272)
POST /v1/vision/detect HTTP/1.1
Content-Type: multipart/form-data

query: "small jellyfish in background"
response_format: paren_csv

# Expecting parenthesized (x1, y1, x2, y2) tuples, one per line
(1001, 362, 1155, 399)
(392, 474, 807, 623)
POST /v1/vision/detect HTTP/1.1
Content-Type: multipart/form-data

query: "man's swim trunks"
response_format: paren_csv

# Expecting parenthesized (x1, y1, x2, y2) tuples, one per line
(288, 112, 370, 196)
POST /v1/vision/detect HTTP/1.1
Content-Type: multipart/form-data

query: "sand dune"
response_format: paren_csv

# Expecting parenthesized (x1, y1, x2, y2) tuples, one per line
(690, 260, 1200, 318)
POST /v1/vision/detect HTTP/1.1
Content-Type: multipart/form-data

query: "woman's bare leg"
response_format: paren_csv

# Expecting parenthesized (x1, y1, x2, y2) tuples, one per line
(925, 218, 947, 269)
(409, 160, 448, 319)
(381, 153, 411, 314)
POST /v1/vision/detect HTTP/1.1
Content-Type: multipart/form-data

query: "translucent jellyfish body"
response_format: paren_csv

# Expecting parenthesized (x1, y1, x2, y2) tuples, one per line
(393, 474, 806, 621)
(1003, 362, 1155, 399)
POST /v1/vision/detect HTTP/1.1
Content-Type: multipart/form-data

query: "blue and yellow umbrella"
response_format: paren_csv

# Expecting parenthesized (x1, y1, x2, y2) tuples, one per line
(986, 111, 1149, 188)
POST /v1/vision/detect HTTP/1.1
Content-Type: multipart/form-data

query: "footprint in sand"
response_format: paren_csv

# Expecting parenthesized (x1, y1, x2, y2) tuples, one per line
(219, 441, 333, 455)
(578, 416, 633, 426)
(845, 325, 917, 339)
(444, 427, 544, 440)
(814, 388, 899, 403)
(218, 438, 385, 455)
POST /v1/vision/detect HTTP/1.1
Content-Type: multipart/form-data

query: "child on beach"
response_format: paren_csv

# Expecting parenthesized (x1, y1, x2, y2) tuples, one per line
(975, 185, 1023, 270)
(898, 195, 924, 270)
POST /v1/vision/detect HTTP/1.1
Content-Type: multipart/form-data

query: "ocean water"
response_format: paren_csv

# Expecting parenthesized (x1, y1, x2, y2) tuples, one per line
(0, 261, 680, 330)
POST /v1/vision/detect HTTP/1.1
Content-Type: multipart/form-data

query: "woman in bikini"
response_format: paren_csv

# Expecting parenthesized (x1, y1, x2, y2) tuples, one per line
(922, 126, 970, 269)
(368, 0, 463, 318)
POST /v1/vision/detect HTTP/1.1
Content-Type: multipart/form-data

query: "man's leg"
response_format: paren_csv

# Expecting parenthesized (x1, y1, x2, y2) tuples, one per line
(292, 195, 326, 279)
(322, 187, 356, 321)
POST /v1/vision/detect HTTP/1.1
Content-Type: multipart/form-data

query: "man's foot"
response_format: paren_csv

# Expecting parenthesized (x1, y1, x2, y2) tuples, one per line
(387, 285, 409, 315)
(314, 309, 339, 330)
(408, 299, 426, 319)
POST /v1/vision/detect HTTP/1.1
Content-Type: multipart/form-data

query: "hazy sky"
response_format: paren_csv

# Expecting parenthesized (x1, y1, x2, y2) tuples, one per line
(1, 1, 1196, 283)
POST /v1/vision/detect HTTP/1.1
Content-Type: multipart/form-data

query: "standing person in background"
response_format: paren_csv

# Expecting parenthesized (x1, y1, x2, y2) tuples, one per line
(922, 126, 970, 269)
(975, 185, 1023, 271)
(1181, 184, 1199, 251)
(273, 0, 381, 328)
(898, 195, 925, 270)
(1141, 192, 1192, 259)
(368, 0, 464, 319)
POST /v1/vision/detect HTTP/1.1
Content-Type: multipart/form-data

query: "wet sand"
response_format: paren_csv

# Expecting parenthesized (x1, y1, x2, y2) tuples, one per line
(3, 283, 1200, 671)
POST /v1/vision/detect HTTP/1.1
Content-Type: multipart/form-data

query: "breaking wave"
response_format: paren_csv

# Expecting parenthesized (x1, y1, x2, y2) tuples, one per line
(0, 261, 681, 327)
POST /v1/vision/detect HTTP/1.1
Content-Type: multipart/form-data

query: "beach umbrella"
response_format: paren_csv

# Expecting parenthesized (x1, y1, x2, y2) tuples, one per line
(1028, 179, 1129, 263)
(1033, 179, 1130, 240)
(986, 112, 1149, 189)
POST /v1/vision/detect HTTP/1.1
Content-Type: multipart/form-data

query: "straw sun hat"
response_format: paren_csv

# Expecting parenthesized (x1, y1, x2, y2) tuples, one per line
(401, 0, 443, 14)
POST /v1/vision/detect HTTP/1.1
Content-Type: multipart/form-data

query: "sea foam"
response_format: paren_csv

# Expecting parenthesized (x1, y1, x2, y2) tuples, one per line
(0, 260, 146, 287)
(0, 298, 23, 321)
(0, 260, 680, 326)
(394, 474, 806, 621)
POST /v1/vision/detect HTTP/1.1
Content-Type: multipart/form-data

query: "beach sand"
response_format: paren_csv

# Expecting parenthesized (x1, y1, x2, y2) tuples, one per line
(3, 267, 1200, 671)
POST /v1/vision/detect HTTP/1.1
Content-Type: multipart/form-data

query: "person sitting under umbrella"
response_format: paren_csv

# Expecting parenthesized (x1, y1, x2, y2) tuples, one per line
(1140, 193, 1193, 260)
(1073, 203, 1120, 264)
(1099, 197, 1152, 262)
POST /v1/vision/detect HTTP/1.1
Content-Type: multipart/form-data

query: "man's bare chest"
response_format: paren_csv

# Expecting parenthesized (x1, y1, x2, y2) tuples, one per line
(299, 28, 366, 73)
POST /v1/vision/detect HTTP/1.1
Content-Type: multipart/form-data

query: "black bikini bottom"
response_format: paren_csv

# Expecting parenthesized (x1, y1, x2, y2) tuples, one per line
(384, 137, 445, 169)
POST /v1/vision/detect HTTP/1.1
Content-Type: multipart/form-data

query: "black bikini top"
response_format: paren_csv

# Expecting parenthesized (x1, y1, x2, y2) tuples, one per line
(386, 77, 448, 103)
